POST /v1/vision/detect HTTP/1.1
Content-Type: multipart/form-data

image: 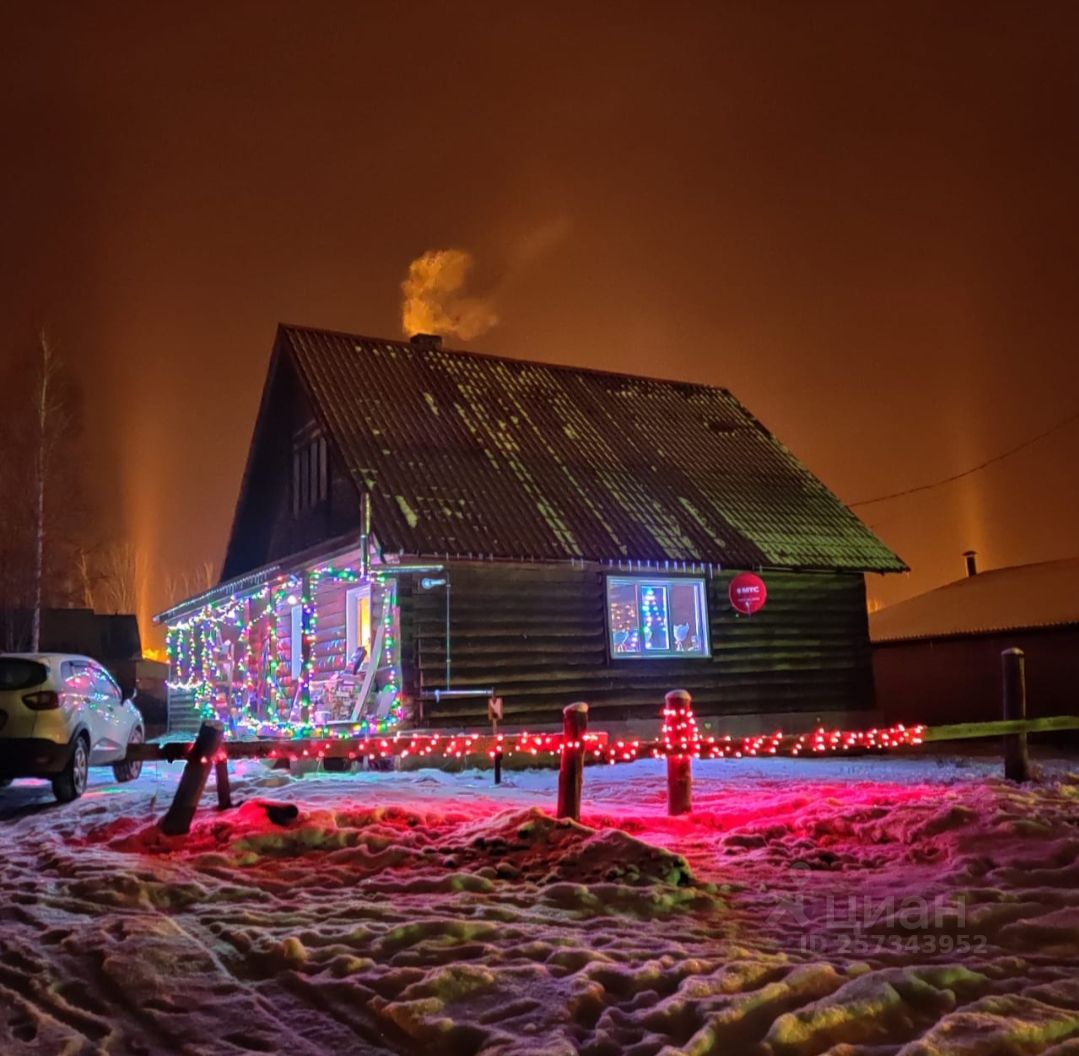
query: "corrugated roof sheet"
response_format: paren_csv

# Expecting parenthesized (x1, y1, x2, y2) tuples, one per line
(280, 325, 905, 572)
(870, 556, 1079, 642)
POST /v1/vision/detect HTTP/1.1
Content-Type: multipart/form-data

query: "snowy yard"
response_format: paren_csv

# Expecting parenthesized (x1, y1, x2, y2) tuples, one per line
(1, 753, 1078, 1055)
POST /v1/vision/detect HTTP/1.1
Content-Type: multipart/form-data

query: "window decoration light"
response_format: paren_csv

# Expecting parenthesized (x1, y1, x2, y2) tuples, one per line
(607, 575, 709, 658)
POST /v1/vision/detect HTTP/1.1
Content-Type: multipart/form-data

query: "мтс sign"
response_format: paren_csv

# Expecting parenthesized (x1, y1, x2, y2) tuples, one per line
(729, 572, 767, 615)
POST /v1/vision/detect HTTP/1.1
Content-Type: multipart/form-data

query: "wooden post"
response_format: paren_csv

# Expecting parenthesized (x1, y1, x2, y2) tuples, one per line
(215, 757, 232, 810)
(489, 695, 503, 785)
(665, 689, 694, 815)
(1002, 647, 1031, 782)
(667, 755, 692, 815)
(160, 721, 224, 836)
(557, 702, 588, 821)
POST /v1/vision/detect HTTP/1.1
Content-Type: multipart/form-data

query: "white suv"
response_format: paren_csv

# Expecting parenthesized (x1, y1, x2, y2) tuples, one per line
(0, 654, 144, 802)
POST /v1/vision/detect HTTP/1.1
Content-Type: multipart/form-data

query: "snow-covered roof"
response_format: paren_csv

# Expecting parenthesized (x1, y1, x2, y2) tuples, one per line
(870, 555, 1079, 643)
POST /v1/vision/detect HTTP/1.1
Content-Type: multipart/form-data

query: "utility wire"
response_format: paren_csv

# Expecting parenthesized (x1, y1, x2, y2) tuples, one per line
(849, 405, 1079, 508)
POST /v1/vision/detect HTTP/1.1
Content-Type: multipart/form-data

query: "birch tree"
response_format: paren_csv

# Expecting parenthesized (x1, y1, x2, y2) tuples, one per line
(30, 332, 64, 649)
(0, 330, 81, 651)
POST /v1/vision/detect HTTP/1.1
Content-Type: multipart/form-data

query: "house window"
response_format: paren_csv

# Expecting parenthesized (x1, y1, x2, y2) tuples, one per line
(292, 432, 328, 517)
(606, 576, 710, 658)
(290, 603, 304, 680)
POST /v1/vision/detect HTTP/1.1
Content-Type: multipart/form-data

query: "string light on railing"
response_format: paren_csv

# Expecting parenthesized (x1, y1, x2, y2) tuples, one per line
(164, 564, 408, 741)
(191, 721, 925, 767)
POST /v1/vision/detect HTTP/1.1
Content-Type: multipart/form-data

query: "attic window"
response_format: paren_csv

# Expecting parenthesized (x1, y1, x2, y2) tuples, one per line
(292, 431, 328, 517)
(606, 575, 710, 659)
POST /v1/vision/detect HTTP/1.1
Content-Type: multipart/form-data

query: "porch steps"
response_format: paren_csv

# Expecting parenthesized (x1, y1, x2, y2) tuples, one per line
(167, 690, 204, 735)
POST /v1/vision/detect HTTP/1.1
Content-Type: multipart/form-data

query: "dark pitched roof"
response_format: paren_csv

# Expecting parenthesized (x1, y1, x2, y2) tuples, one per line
(871, 556, 1079, 642)
(277, 324, 904, 572)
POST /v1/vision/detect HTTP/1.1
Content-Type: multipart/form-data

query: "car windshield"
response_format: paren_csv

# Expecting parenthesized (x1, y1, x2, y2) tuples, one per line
(0, 658, 48, 691)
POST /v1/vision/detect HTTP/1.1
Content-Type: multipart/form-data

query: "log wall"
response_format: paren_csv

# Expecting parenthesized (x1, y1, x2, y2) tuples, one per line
(404, 561, 874, 728)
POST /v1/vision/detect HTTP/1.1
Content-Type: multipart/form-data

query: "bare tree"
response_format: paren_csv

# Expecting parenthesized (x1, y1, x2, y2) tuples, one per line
(75, 548, 96, 609)
(164, 560, 217, 609)
(93, 541, 148, 615)
(30, 331, 70, 650)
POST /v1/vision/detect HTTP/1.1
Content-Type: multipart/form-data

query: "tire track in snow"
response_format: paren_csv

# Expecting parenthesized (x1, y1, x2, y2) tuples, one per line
(3, 759, 1079, 1054)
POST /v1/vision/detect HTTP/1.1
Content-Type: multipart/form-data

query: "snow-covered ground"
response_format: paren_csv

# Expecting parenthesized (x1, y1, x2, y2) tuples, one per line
(1, 752, 1078, 1055)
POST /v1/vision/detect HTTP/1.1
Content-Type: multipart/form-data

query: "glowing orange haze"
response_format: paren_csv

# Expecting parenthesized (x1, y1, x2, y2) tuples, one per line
(3, 4, 1077, 652)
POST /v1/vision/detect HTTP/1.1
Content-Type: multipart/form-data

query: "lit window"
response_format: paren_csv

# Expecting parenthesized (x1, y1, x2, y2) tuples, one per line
(345, 585, 372, 663)
(606, 576, 710, 659)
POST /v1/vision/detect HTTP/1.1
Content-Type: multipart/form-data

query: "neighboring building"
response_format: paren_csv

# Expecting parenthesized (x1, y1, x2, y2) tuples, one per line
(156, 325, 904, 736)
(1, 607, 140, 662)
(0, 607, 169, 733)
(871, 555, 1079, 726)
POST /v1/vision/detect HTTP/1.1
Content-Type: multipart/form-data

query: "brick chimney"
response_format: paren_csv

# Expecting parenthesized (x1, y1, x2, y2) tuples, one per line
(409, 333, 442, 351)
(963, 550, 978, 577)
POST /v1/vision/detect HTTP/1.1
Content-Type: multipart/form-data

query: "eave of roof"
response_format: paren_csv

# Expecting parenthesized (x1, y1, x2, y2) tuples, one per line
(155, 531, 371, 624)
(873, 619, 1079, 645)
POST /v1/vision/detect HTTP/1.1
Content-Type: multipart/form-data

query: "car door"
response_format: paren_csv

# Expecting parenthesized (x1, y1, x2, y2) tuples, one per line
(63, 661, 102, 749)
(102, 667, 138, 750)
(89, 664, 124, 762)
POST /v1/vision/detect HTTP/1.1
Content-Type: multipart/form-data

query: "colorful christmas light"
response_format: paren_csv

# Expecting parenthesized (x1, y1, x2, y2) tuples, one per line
(164, 562, 405, 740)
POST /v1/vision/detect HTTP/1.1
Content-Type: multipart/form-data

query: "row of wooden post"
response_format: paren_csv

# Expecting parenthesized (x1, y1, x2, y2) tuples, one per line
(161, 690, 692, 835)
(159, 652, 1035, 836)
(555, 689, 694, 823)
(553, 654, 1035, 823)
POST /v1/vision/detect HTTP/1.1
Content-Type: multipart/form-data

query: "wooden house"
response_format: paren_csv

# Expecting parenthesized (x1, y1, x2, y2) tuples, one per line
(156, 325, 905, 737)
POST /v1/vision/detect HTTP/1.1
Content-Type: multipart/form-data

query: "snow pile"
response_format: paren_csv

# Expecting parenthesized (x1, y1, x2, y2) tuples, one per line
(0, 756, 1077, 1054)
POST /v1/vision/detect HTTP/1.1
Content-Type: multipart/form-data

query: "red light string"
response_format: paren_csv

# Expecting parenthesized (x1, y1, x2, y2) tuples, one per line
(189, 722, 924, 765)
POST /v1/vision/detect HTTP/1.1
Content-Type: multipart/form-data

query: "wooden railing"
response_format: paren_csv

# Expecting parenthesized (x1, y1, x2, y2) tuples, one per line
(138, 647, 1076, 835)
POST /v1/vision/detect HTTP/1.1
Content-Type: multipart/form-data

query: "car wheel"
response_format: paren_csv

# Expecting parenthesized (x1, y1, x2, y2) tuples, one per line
(53, 735, 89, 803)
(112, 726, 144, 783)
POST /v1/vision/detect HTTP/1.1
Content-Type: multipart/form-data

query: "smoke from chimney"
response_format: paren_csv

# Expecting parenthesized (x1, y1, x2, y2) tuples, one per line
(401, 248, 498, 342)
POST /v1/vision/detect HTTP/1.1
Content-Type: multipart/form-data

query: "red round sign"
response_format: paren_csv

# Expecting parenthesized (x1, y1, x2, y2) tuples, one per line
(729, 572, 767, 615)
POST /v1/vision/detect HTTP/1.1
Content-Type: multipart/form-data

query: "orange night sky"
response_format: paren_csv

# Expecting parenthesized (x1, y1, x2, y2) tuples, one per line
(3, 2, 1078, 641)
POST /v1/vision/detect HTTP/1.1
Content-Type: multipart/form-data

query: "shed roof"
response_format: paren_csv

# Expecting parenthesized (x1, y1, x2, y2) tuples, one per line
(271, 325, 903, 571)
(870, 556, 1079, 643)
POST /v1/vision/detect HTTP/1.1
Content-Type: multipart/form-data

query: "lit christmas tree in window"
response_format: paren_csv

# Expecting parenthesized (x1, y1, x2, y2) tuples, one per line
(639, 584, 670, 652)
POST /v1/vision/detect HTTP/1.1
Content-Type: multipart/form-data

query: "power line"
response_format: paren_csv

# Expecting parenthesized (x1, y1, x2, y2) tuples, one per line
(849, 405, 1079, 508)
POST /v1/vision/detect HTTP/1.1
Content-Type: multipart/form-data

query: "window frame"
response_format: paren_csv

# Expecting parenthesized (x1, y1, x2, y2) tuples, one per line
(604, 574, 711, 661)
(318, 435, 327, 503)
(91, 664, 123, 705)
(291, 431, 328, 518)
(0, 658, 48, 690)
